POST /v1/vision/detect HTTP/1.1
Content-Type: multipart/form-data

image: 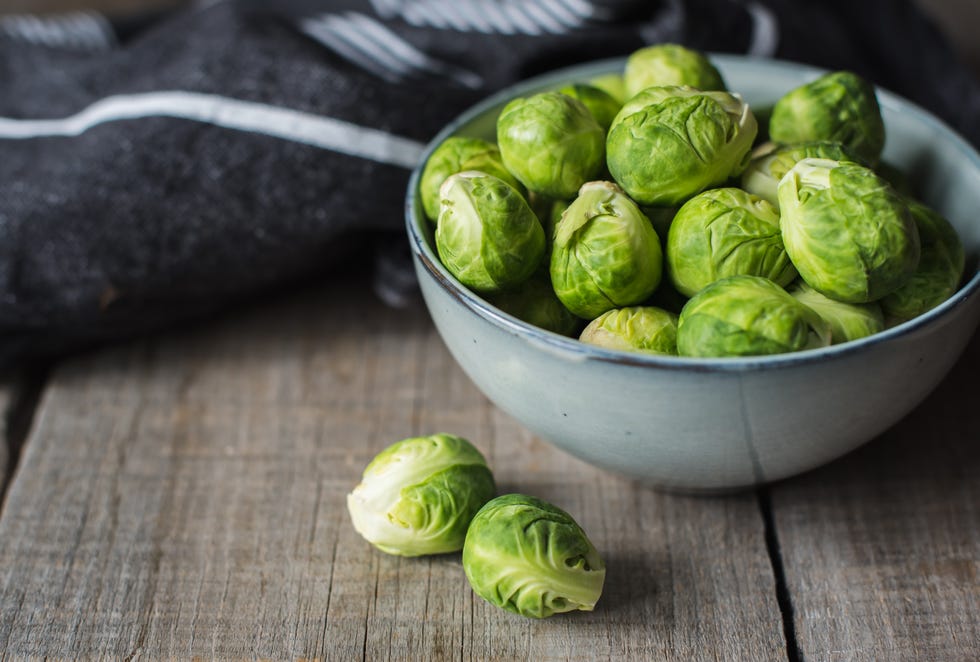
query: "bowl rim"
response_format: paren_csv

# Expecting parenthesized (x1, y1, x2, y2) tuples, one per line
(404, 54, 980, 374)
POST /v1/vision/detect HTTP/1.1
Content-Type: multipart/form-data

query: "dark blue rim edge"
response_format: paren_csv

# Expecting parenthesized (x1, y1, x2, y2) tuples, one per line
(404, 55, 980, 374)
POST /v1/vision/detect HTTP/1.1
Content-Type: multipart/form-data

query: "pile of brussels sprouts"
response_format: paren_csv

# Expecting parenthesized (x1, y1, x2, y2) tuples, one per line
(420, 44, 966, 357)
(347, 433, 606, 619)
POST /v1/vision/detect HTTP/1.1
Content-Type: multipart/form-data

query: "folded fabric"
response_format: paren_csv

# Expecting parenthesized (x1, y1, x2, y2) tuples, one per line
(0, 0, 976, 367)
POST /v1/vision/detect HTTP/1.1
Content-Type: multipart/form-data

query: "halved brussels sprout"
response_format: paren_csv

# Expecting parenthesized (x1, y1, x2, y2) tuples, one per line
(490, 273, 582, 337)
(462, 494, 606, 619)
(778, 158, 920, 303)
(677, 275, 831, 357)
(789, 281, 884, 344)
(347, 433, 496, 557)
(623, 43, 726, 99)
(606, 89, 757, 206)
(741, 140, 864, 207)
(579, 306, 678, 355)
(666, 187, 796, 297)
(436, 171, 545, 293)
(768, 71, 885, 165)
(880, 199, 965, 323)
(497, 92, 605, 198)
(419, 136, 525, 223)
(550, 181, 663, 319)
(558, 83, 622, 132)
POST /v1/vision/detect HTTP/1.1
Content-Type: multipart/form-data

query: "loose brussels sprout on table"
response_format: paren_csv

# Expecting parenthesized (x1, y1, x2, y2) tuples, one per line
(347, 433, 496, 557)
(435, 171, 545, 293)
(778, 158, 920, 303)
(497, 91, 605, 199)
(666, 187, 796, 297)
(463, 494, 606, 619)
(623, 43, 726, 98)
(419, 43, 967, 359)
(550, 181, 663, 319)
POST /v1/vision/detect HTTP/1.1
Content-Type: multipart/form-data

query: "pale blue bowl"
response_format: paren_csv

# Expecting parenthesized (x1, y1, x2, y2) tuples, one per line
(405, 55, 980, 491)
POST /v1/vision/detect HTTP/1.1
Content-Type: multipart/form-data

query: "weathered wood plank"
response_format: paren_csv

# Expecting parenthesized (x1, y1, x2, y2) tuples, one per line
(0, 276, 785, 661)
(771, 330, 980, 662)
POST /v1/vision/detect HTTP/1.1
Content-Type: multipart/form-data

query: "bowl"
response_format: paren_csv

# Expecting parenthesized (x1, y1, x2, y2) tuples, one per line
(404, 55, 980, 492)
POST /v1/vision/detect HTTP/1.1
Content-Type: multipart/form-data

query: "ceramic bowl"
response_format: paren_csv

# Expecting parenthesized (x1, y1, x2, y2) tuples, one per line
(404, 55, 980, 491)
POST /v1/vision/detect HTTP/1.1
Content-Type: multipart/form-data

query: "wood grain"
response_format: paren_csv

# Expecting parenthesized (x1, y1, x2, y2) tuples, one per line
(770, 330, 980, 662)
(0, 276, 785, 660)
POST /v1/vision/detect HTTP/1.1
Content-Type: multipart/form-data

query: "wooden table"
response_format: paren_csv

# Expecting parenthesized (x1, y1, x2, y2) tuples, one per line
(0, 272, 976, 661)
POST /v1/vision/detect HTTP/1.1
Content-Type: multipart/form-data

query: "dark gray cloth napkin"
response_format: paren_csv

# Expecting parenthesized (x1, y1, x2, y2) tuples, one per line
(0, 0, 976, 366)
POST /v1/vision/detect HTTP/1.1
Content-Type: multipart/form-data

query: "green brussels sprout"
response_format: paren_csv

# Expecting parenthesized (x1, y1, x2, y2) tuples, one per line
(497, 92, 605, 198)
(489, 273, 582, 337)
(789, 281, 885, 343)
(436, 171, 546, 293)
(666, 187, 797, 297)
(558, 83, 622, 132)
(606, 89, 757, 206)
(741, 140, 864, 207)
(462, 494, 606, 619)
(579, 306, 678, 355)
(768, 71, 885, 165)
(347, 433, 496, 557)
(880, 199, 965, 323)
(778, 158, 920, 303)
(677, 275, 831, 357)
(587, 72, 627, 104)
(419, 136, 525, 223)
(623, 43, 726, 99)
(550, 181, 663, 319)
(610, 85, 741, 135)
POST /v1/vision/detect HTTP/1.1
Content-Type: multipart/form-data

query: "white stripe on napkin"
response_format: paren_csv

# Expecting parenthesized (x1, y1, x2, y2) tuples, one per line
(0, 90, 427, 169)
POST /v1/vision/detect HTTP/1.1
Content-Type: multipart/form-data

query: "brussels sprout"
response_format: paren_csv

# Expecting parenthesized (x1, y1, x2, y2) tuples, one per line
(677, 275, 831, 357)
(666, 187, 796, 297)
(497, 92, 605, 198)
(550, 181, 663, 319)
(579, 306, 678, 355)
(419, 136, 525, 223)
(741, 140, 864, 207)
(623, 43, 726, 99)
(436, 171, 546, 293)
(347, 433, 496, 557)
(606, 89, 757, 206)
(588, 72, 627, 104)
(769, 71, 885, 165)
(789, 281, 884, 343)
(612, 86, 728, 134)
(490, 273, 582, 337)
(558, 83, 622, 132)
(880, 199, 965, 323)
(778, 158, 920, 303)
(462, 494, 606, 619)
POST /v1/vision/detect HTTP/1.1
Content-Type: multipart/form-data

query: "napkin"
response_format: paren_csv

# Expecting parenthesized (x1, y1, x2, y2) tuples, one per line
(0, 0, 976, 367)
